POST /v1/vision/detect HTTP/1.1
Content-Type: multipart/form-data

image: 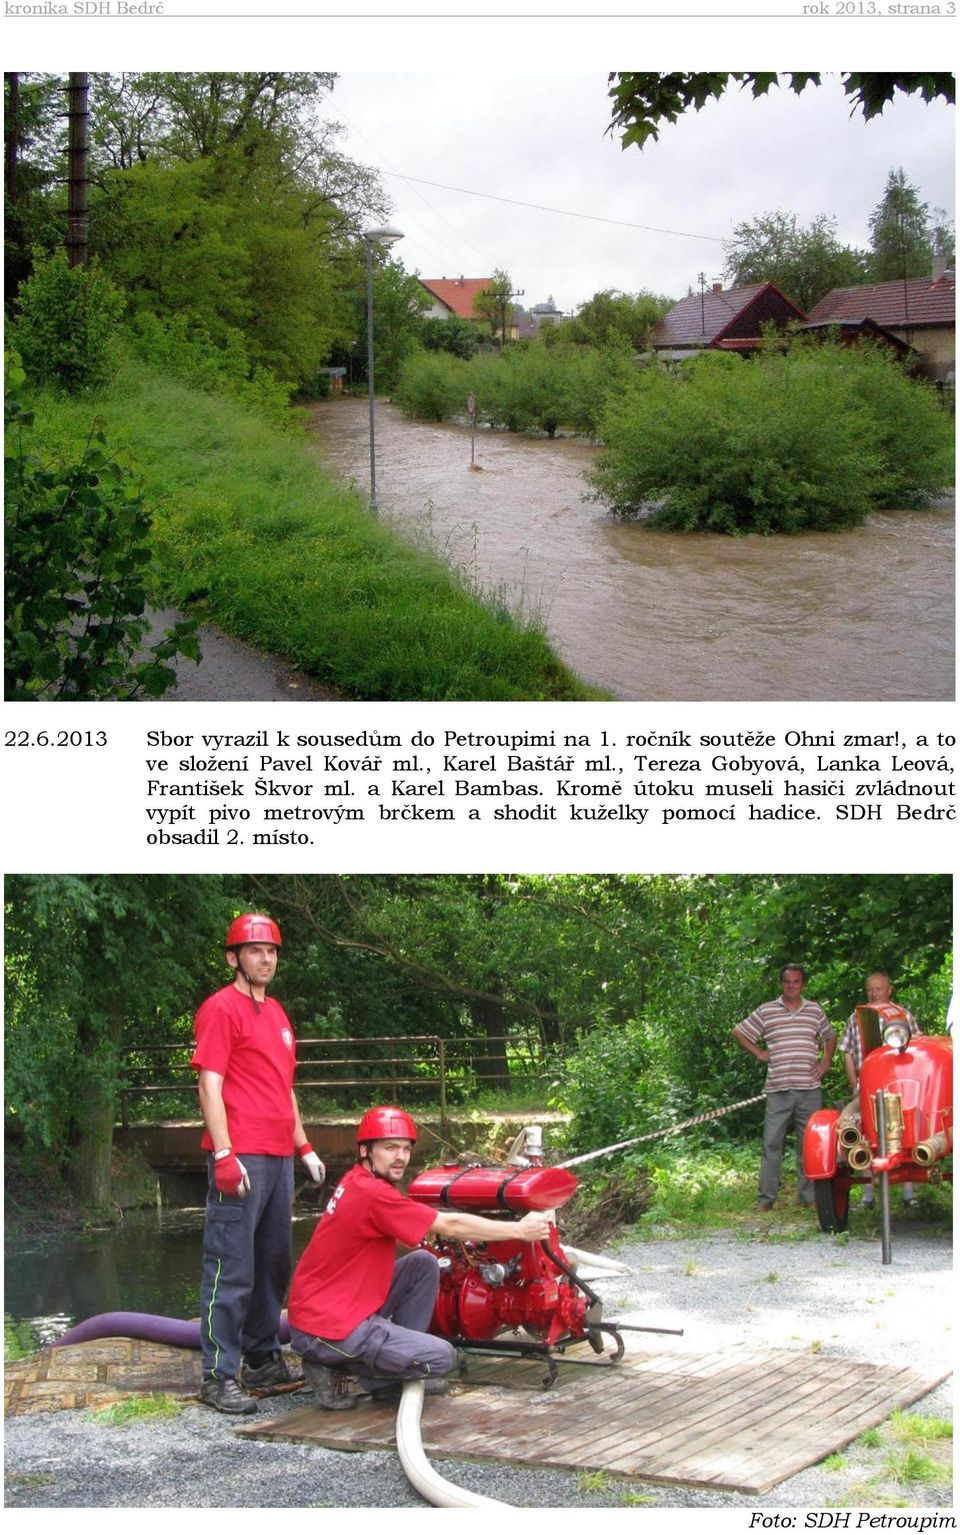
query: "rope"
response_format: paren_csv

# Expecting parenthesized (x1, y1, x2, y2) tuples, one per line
(556, 1094, 766, 1170)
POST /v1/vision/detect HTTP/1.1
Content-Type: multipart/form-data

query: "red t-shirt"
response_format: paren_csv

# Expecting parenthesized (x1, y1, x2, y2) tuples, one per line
(191, 984, 296, 1155)
(287, 1163, 436, 1339)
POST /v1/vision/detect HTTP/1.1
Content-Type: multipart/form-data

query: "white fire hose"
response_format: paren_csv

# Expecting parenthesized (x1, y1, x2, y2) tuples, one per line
(396, 1379, 511, 1508)
(393, 1238, 629, 1507)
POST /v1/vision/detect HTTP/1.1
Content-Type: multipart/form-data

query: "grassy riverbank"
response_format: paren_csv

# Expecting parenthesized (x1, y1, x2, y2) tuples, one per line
(25, 362, 600, 701)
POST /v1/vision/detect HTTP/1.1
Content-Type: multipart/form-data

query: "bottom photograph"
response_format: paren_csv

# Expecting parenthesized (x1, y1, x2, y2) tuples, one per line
(4, 873, 954, 1511)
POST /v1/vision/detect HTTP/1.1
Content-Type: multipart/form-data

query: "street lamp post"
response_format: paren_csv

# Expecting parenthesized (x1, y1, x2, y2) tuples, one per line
(363, 225, 404, 513)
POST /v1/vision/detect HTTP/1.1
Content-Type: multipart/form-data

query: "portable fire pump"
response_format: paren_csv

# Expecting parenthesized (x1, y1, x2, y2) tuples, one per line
(408, 1127, 680, 1382)
(803, 1004, 953, 1263)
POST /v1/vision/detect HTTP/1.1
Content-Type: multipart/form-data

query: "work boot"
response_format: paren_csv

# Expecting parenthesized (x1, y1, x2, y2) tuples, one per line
(240, 1352, 304, 1392)
(200, 1374, 257, 1415)
(303, 1359, 356, 1411)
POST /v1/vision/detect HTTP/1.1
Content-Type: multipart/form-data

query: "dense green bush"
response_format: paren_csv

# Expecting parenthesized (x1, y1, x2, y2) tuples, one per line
(588, 341, 953, 533)
(393, 349, 471, 421)
(468, 345, 630, 438)
(421, 314, 480, 360)
(130, 312, 292, 424)
(10, 251, 124, 393)
(395, 341, 631, 440)
(4, 354, 198, 700)
(835, 341, 955, 507)
(475, 346, 577, 436)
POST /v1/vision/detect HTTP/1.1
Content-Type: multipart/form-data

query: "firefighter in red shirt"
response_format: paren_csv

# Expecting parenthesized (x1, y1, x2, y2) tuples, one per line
(192, 914, 325, 1415)
(287, 1105, 552, 1408)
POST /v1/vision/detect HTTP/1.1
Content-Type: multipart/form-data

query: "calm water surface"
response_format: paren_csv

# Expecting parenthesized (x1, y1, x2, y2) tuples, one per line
(309, 400, 955, 701)
(4, 1208, 320, 1356)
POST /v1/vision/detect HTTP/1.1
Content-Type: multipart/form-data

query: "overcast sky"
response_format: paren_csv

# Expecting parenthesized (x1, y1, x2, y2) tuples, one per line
(327, 74, 955, 314)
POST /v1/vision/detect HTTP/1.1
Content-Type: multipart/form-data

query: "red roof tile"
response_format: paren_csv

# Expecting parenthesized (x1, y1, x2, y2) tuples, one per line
(418, 277, 494, 321)
(807, 276, 955, 329)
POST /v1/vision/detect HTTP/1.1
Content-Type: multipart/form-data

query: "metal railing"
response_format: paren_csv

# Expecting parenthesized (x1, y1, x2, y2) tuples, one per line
(117, 1032, 549, 1129)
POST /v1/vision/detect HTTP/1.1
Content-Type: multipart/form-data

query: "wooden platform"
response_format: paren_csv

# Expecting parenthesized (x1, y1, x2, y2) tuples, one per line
(237, 1343, 950, 1495)
(4, 1337, 203, 1417)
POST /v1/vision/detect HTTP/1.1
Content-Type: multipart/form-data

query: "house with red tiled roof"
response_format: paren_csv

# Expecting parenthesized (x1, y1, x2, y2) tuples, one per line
(417, 277, 519, 340)
(649, 280, 807, 360)
(804, 265, 955, 381)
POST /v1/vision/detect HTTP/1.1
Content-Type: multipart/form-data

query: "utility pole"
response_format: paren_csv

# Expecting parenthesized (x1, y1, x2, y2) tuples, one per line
(6, 73, 20, 206)
(698, 271, 707, 334)
(481, 281, 525, 347)
(66, 72, 89, 269)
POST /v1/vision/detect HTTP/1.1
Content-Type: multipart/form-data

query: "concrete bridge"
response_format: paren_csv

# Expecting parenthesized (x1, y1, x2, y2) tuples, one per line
(114, 1111, 570, 1197)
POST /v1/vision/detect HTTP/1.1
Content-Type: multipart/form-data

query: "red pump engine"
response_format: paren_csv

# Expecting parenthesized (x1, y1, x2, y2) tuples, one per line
(409, 1163, 588, 1348)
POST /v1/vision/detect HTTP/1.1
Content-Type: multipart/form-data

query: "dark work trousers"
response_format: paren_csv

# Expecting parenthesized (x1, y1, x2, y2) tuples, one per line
(290, 1248, 457, 1392)
(199, 1153, 294, 1380)
(760, 1088, 823, 1203)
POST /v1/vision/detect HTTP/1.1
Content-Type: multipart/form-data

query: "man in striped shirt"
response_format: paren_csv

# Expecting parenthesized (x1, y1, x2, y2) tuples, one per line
(732, 965, 837, 1211)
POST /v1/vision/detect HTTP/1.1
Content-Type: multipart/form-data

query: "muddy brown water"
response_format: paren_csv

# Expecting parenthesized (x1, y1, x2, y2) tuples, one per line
(309, 400, 955, 701)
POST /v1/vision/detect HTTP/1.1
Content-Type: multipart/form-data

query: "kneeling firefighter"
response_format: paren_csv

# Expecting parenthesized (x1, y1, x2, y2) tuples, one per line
(288, 1105, 553, 1407)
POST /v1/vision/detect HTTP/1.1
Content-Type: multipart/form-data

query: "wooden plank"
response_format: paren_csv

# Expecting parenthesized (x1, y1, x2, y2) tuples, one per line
(235, 1344, 948, 1496)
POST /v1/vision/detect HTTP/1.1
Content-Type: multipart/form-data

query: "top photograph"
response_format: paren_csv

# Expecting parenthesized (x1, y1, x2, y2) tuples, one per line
(5, 70, 955, 704)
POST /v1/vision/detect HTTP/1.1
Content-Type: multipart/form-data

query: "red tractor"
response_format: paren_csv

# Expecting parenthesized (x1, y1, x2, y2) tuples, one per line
(803, 1003, 953, 1262)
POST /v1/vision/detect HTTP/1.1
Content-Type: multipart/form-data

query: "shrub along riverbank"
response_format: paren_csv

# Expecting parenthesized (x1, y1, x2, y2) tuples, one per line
(590, 341, 954, 534)
(24, 362, 600, 701)
(395, 335, 954, 536)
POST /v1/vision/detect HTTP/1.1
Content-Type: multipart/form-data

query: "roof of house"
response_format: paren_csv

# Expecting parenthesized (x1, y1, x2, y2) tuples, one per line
(806, 275, 955, 330)
(651, 282, 805, 348)
(418, 277, 493, 320)
(800, 316, 914, 356)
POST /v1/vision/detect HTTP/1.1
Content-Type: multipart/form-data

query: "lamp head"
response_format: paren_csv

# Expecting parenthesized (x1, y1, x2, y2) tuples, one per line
(363, 225, 404, 249)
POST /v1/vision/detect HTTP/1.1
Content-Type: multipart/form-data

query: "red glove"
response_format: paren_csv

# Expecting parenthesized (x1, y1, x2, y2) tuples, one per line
(213, 1151, 250, 1197)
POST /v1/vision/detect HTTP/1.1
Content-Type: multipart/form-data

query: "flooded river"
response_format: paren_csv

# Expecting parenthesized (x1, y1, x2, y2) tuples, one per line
(309, 400, 955, 700)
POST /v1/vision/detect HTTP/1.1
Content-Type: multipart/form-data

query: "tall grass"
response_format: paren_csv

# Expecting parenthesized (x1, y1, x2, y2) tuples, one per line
(25, 361, 600, 701)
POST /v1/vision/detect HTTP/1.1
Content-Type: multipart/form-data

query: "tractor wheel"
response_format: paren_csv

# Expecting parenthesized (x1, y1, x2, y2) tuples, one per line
(813, 1177, 850, 1234)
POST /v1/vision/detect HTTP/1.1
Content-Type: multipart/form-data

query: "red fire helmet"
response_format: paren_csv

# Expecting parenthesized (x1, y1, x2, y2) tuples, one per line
(357, 1106, 418, 1144)
(225, 914, 282, 949)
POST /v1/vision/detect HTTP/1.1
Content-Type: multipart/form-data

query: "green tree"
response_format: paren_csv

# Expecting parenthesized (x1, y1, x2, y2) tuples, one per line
(363, 259, 432, 390)
(869, 167, 935, 281)
(473, 268, 516, 344)
(421, 314, 480, 361)
(724, 211, 869, 312)
(4, 875, 235, 1204)
(561, 288, 673, 351)
(4, 72, 69, 295)
(930, 207, 956, 264)
(7, 73, 388, 393)
(607, 73, 955, 151)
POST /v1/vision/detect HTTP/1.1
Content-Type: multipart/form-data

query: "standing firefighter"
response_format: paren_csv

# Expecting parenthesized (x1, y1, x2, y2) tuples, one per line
(192, 914, 326, 1415)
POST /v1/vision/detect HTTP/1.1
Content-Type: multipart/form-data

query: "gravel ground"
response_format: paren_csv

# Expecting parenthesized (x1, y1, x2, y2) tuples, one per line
(5, 1228, 952, 1510)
